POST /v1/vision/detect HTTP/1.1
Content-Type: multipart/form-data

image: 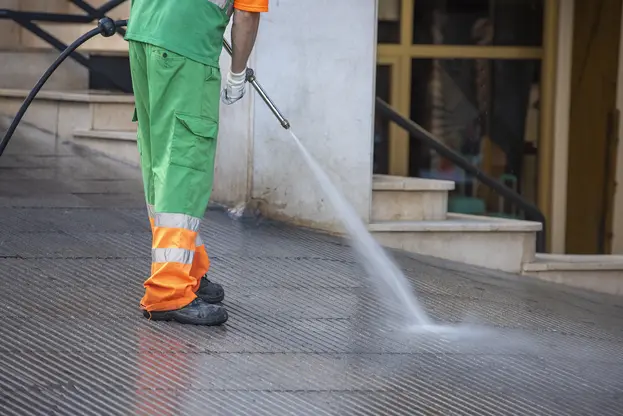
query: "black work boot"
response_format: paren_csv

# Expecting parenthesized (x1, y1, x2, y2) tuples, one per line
(142, 298, 228, 325)
(196, 275, 225, 304)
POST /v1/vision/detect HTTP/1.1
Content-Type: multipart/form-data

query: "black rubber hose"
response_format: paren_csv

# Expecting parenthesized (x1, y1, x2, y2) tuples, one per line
(0, 18, 128, 158)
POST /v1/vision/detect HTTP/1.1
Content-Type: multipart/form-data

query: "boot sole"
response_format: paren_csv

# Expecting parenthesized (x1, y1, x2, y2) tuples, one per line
(196, 279, 225, 304)
(198, 293, 224, 304)
(143, 309, 228, 326)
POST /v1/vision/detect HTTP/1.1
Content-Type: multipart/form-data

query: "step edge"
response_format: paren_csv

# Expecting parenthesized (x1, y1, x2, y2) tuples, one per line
(368, 217, 542, 233)
(0, 88, 134, 104)
(523, 263, 623, 272)
(523, 254, 623, 272)
(73, 129, 136, 142)
(372, 174, 455, 191)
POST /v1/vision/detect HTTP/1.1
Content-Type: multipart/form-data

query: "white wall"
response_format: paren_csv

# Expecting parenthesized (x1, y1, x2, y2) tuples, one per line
(212, 24, 255, 207)
(247, 0, 377, 231)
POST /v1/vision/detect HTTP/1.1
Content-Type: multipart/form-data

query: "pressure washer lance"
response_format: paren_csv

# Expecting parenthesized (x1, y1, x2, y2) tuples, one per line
(221, 39, 290, 130)
(0, 17, 291, 158)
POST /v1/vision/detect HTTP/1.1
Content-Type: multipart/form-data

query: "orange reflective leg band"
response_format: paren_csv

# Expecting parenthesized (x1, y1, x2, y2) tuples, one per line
(140, 209, 202, 312)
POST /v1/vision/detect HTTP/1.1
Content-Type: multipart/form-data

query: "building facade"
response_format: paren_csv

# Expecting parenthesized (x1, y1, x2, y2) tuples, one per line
(375, 0, 623, 255)
(0, 0, 378, 233)
(3, 0, 623, 256)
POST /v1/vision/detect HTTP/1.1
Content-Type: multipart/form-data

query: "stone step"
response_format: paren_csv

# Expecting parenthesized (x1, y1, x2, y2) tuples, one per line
(22, 23, 130, 54)
(73, 129, 138, 165)
(0, 89, 135, 138)
(369, 213, 542, 273)
(523, 254, 623, 296)
(0, 88, 132, 103)
(91, 100, 135, 132)
(0, 50, 89, 91)
(74, 129, 136, 141)
(371, 174, 454, 222)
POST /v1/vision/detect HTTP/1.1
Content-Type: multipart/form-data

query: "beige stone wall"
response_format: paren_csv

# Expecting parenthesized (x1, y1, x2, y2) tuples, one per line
(0, 0, 129, 53)
(0, 0, 130, 90)
(0, 0, 22, 49)
(0, 50, 88, 90)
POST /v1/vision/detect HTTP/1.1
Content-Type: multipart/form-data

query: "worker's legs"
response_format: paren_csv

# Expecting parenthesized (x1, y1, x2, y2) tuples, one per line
(128, 41, 154, 223)
(129, 41, 226, 324)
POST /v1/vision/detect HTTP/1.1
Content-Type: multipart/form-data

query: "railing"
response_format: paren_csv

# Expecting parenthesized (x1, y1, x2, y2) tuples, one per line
(0, 0, 130, 93)
(67, 0, 127, 36)
(375, 97, 546, 252)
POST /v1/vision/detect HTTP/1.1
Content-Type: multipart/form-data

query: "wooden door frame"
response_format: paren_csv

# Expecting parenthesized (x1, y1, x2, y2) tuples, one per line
(614, 4, 623, 254)
(376, 56, 403, 176)
(565, 0, 622, 254)
(376, 0, 559, 251)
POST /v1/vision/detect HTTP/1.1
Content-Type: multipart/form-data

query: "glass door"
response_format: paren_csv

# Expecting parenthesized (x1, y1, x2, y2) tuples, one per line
(376, 0, 557, 228)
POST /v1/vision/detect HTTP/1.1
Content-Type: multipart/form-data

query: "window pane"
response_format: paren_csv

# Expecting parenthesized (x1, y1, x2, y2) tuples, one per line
(409, 58, 541, 216)
(378, 0, 402, 44)
(412, 0, 543, 46)
(374, 65, 392, 174)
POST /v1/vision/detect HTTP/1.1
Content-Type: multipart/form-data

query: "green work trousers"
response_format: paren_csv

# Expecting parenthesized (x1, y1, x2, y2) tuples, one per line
(128, 40, 221, 312)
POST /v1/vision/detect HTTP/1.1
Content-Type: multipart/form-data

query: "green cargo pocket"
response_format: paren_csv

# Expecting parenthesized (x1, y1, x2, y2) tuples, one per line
(170, 112, 218, 173)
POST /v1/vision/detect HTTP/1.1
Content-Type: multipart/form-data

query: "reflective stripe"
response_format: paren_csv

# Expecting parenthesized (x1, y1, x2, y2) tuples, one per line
(152, 248, 194, 265)
(196, 234, 203, 247)
(146, 204, 156, 219)
(154, 213, 201, 232)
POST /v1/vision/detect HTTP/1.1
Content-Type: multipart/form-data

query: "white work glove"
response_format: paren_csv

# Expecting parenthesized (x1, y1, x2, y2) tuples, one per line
(221, 68, 247, 105)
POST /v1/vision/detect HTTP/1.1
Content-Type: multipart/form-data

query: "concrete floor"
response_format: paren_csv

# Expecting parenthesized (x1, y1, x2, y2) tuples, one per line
(1, 120, 623, 415)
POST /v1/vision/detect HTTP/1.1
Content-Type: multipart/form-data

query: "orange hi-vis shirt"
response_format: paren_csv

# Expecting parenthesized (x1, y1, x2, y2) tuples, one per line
(126, 0, 269, 67)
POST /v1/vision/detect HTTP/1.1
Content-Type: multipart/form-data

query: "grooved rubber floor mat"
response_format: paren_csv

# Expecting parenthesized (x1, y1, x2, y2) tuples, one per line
(1, 120, 623, 415)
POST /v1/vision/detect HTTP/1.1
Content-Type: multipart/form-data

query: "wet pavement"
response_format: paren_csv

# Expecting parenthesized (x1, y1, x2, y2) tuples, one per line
(1, 119, 623, 415)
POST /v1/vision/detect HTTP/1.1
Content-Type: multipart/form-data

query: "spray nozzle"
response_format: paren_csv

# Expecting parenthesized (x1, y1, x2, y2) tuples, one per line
(245, 68, 255, 83)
